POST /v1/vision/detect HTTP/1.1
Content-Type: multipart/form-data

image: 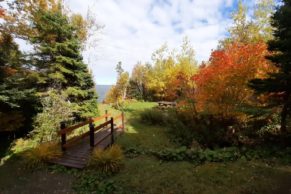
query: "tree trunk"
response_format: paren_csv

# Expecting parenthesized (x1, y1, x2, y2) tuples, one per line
(123, 88, 127, 101)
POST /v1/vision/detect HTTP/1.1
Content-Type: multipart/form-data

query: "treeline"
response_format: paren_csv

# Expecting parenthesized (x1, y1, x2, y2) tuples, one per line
(0, 0, 98, 142)
(107, 0, 291, 137)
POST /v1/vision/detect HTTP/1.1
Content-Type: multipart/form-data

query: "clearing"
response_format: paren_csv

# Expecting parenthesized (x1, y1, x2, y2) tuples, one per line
(1, 102, 291, 194)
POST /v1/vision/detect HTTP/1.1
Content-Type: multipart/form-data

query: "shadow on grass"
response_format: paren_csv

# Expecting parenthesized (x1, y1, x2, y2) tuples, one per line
(0, 153, 76, 194)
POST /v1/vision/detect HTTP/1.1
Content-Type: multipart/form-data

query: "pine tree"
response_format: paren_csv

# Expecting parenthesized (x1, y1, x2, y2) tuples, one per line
(0, 32, 36, 132)
(249, 0, 291, 132)
(31, 9, 98, 118)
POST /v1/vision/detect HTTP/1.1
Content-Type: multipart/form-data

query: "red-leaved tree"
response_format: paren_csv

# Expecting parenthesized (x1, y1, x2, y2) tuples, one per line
(194, 42, 273, 119)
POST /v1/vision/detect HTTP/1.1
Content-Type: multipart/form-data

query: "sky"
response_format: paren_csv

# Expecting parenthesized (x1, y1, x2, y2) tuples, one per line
(24, 0, 257, 85)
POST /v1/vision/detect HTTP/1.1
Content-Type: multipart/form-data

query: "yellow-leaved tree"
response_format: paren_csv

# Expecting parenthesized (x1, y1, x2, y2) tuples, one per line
(146, 38, 198, 101)
(105, 62, 129, 108)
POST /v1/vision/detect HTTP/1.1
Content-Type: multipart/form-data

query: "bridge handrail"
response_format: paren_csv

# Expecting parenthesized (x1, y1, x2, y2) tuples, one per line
(59, 114, 111, 135)
(59, 111, 125, 151)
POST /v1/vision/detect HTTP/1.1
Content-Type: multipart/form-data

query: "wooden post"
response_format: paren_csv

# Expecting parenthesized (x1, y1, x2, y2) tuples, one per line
(121, 111, 125, 132)
(105, 110, 108, 122)
(89, 120, 95, 147)
(110, 117, 114, 145)
(60, 122, 66, 151)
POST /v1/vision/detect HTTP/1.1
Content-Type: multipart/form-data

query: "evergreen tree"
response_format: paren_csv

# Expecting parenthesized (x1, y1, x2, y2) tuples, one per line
(249, 0, 291, 132)
(0, 32, 36, 132)
(31, 9, 98, 118)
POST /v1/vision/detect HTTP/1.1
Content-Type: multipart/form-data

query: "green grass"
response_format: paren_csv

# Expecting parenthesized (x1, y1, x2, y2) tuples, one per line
(1, 101, 291, 194)
(110, 156, 291, 194)
(99, 101, 175, 150)
(97, 101, 291, 194)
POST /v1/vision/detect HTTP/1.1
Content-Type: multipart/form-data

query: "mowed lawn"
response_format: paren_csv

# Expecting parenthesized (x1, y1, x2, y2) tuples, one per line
(1, 102, 291, 194)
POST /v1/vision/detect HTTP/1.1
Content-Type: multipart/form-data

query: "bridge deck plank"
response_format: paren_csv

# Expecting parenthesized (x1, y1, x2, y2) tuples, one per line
(50, 127, 122, 169)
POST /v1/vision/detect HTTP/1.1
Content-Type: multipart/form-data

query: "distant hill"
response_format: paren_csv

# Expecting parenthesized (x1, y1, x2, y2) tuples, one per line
(96, 85, 112, 102)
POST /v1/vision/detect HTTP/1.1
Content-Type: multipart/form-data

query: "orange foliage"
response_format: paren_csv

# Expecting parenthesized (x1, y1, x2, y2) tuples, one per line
(165, 71, 192, 100)
(0, 8, 5, 18)
(3, 67, 18, 77)
(194, 42, 272, 118)
(165, 70, 198, 116)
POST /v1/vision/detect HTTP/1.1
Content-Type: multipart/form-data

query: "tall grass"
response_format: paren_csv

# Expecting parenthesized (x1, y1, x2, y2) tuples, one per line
(22, 142, 62, 169)
(89, 145, 124, 174)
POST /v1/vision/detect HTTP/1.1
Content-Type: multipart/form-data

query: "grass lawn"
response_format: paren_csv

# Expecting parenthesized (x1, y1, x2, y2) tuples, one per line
(1, 101, 291, 194)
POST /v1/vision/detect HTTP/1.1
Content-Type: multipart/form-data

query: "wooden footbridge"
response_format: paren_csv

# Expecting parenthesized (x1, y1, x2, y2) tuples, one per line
(51, 111, 125, 169)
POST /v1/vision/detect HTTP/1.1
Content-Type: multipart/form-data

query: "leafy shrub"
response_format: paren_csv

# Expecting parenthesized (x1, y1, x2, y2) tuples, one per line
(140, 107, 239, 147)
(30, 90, 73, 143)
(169, 112, 238, 147)
(139, 108, 195, 145)
(257, 114, 282, 136)
(166, 118, 198, 146)
(73, 171, 123, 194)
(22, 142, 62, 169)
(153, 147, 241, 164)
(125, 146, 291, 165)
(139, 108, 167, 125)
(11, 138, 35, 154)
(89, 145, 124, 174)
(124, 147, 146, 158)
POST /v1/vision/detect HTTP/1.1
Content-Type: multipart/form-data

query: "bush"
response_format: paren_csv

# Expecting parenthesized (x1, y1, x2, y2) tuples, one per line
(30, 90, 74, 143)
(22, 142, 62, 169)
(11, 138, 35, 154)
(89, 145, 124, 174)
(139, 108, 167, 125)
(152, 147, 241, 164)
(170, 113, 240, 147)
(140, 108, 239, 147)
(73, 171, 123, 194)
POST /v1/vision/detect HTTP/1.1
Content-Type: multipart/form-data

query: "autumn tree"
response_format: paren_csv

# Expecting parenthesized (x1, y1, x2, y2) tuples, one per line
(128, 62, 151, 100)
(146, 38, 198, 101)
(146, 44, 174, 100)
(195, 42, 271, 119)
(249, 0, 291, 132)
(0, 7, 5, 17)
(227, 0, 253, 43)
(221, 0, 275, 46)
(0, 0, 100, 134)
(166, 37, 198, 101)
(105, 62, 129, 108)
(5, 0, 96, 49)
(5, 0, 60, 39)
(253, 0, 275, 42)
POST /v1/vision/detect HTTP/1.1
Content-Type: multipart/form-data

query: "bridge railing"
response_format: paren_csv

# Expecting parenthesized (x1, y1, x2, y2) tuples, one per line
(59, 110, 125, 151)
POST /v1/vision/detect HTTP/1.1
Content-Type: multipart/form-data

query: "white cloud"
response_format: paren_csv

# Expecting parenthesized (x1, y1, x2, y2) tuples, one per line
(66, 0, 253, 84)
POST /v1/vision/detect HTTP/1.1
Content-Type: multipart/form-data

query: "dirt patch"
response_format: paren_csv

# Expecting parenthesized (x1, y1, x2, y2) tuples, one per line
(0, 158, 75, 194)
